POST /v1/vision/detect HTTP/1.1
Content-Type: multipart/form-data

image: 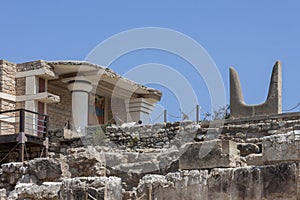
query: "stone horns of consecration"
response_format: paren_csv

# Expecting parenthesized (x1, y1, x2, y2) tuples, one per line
(230, 61, 282, 119)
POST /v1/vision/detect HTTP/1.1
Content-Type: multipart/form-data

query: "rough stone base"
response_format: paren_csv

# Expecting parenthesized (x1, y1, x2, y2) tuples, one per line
(179, 140, 240, 169)
(8, 182, 61, 200)
(137, 163, 299, 200)
(59, 177, 122, 200)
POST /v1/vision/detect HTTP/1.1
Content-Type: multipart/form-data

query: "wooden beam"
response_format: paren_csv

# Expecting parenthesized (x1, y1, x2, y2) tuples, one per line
(0, 134, 18, 143)
(19, 143, 24, 162)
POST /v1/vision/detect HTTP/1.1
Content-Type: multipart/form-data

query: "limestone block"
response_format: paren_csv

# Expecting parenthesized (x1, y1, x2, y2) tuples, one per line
(136, 171, 209, 200)
(246, 153, 263, 166)
(65, 147, 105, 177)
(179, 140, 239, 170)
(261, 163, 297, 199)
(262, 131, 300, 164)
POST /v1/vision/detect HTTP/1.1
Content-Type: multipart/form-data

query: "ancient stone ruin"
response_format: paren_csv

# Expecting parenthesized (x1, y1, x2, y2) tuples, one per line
(1, 60, 300, 199)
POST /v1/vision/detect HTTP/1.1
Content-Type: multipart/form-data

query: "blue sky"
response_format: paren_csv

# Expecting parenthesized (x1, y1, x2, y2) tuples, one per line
(1, 1, 300, 122)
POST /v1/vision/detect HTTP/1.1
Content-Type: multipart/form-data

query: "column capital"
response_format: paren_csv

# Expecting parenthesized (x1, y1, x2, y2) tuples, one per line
(63, 77, 93, 93)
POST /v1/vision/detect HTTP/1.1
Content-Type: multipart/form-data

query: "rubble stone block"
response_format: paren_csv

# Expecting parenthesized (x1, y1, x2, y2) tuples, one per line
(179, 140, 239, 170)
(28, 158, 62, 182)
(7, 182, 61, 200)
(246, 154, 263, 166)
(59, 177, 122, 200)
(136, 171, 209, 200)
(0, 188, 6, 200)
(1, 162, 23, 174)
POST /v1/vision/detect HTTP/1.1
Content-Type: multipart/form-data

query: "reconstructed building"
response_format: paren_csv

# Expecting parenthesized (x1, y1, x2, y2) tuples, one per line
(0, 59, 162, 162)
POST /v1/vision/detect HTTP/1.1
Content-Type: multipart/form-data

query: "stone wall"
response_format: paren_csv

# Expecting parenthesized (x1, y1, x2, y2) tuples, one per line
(49, 112, 300, 153)
(86, 113, 300, 150)
(47, 83, 72, 130)
(219, 112, 300, 139)
(48, 122, 189, 153)
(15, 77, 25, 97)
(15, 77, 25, 110)
(101, 121, 198, 149)
(48, 129, 83, 154)
(136, 163, 299, 200)
(0, 60, 16, 96)
(0, 61, 18, 136)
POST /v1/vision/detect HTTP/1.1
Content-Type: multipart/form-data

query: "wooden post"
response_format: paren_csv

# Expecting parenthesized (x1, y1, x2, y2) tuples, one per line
(148, 185, 152, 200)
(163, 110, 167, 123)
(196, 105, 200, 123)
(19, 143, 24, 162)
(85, 191, 88, 200)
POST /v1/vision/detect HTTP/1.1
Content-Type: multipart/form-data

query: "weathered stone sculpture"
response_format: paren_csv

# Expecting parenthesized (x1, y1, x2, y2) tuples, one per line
(230, 61, 282, 119)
